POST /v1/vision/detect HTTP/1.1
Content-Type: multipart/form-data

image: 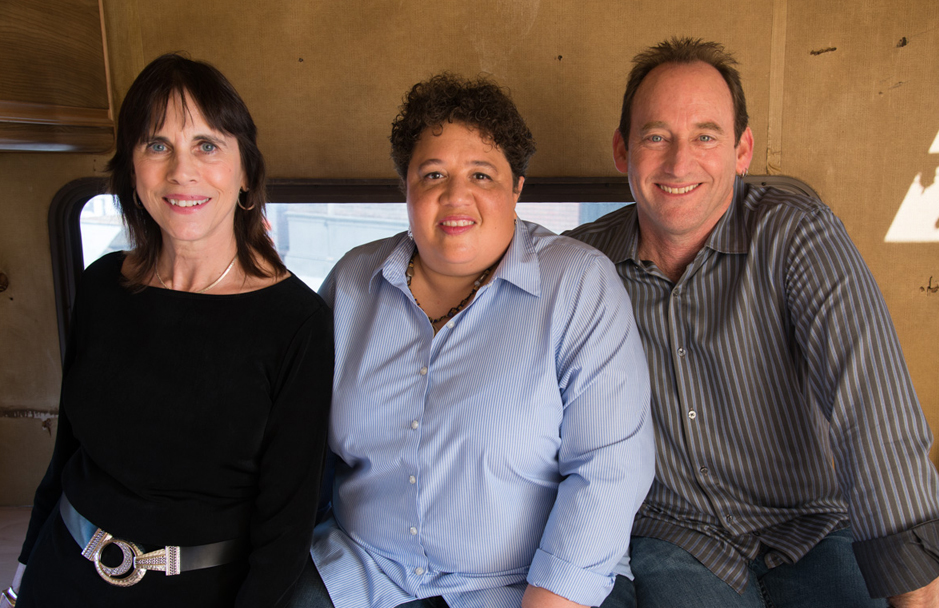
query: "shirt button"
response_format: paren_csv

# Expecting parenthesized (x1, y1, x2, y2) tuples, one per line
(699, 466, 709, 476)
(677, 347, 686, 357)
(688, 410, 697, 420)
(447, 321, 455, 328)
(725, 514, 735, 524)
(409, 475, 416, 484)
(419, 366, 428, 376)
(672, 288, 680, 297)
(414, 567, 424, 575)
(410, 420, 419, 430)
(410, 527, 418, 535)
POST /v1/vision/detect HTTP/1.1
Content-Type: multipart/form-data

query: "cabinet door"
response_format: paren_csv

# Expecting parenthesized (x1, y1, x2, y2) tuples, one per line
(0, 0, 113, 152)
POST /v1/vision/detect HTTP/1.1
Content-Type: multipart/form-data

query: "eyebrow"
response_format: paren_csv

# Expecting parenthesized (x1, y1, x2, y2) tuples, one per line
(415, 159, 500, 171)
(639, 120, 725, 133)
(143, 133, 230, 146)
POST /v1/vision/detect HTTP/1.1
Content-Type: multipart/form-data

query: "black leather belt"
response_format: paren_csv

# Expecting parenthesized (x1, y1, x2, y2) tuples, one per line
(59, 494, 245, 587)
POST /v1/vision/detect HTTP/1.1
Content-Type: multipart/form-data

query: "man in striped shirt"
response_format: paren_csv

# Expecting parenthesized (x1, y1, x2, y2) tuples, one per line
(568, 37, 939, 608)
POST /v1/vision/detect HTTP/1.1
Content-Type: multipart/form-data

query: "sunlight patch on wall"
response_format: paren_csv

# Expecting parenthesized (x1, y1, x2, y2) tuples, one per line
(884, 129, 939, 242)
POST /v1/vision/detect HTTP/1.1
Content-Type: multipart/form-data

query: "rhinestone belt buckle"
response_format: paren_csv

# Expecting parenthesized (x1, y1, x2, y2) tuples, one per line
(81, 528, 181, 587)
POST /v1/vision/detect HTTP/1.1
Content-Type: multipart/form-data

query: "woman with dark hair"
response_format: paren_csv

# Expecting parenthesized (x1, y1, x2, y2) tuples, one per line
(290, 74, 654, 608)
(2, 54, 332, 608)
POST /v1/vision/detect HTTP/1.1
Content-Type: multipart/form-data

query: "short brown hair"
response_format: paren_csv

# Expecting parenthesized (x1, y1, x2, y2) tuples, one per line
(107, 53, 283, 288)
(390, 73, 536, 190)
(618, 37, 749, 145)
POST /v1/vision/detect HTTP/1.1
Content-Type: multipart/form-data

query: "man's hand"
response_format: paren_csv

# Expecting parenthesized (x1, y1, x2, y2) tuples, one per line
(888, 576, 939, 608)
(521, 584, 588, 608)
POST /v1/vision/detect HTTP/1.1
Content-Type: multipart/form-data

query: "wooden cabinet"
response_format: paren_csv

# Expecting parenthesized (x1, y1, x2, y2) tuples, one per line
(0, 0, 113, 152)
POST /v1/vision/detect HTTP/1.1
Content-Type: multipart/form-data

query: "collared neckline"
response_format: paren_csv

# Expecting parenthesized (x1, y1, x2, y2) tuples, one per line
(702, 176, 751, 255)
(370, 221, 543, 299)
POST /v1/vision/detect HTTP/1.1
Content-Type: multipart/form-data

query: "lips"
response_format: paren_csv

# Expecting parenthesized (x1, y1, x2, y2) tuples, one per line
(438, 217, 476, 235)
(658, 184, 700, 194)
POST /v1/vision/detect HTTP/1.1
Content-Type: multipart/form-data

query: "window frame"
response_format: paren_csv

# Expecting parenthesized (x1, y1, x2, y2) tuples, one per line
(48, 174, 821, 362)
(48, 177, 637, 362)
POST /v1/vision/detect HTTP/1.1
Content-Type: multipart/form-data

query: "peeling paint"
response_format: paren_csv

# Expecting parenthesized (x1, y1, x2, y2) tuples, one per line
(1, 409, 57, 419)
(810, 47, 837, 56)
(1, 410, 58, 437)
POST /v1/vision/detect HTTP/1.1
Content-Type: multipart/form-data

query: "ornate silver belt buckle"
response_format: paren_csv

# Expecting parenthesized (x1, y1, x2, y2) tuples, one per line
(81, 528, 181, 586)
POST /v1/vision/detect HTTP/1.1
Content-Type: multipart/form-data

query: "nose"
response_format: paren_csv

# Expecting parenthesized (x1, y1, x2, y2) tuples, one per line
(167, 150, 198, 184)
(663, 140, 694, 177)
(440, 176, 471, 206)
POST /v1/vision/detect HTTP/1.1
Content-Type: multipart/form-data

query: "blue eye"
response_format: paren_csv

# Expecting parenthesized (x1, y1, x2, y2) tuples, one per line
(148, 142, 167, 152)
(649, 135, 664, 142)
(200, 142, 217, 153)
(699, 135, 713, 142)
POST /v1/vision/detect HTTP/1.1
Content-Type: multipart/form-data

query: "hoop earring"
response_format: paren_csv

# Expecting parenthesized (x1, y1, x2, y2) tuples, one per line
(237, 190, 256, 211)
(738, 168, 749, 178)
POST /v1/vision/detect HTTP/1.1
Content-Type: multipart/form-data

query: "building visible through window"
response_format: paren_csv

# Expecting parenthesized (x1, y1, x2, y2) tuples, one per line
(79, 196, 628, 290)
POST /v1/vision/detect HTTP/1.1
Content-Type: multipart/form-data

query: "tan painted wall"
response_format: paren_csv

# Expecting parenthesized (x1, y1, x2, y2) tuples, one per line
(1, 0, 936, 505)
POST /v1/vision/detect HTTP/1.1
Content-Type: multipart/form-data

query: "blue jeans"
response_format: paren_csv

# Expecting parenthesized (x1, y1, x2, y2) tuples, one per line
(286, 557, 449, 608)
(599, 529, 887, 608)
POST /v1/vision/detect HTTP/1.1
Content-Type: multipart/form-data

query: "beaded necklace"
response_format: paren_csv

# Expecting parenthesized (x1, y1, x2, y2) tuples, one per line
(405, 251, 493, 325)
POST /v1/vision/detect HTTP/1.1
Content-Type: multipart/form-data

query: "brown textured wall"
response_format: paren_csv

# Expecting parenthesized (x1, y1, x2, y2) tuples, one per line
(0, 154, 108, 504)
(780, 1, 939, 461)
(1, 0, 936, 505)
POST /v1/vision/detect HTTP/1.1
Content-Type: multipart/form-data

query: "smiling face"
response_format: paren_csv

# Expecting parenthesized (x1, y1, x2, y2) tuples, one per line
(132, 92, 246, 252)
(615, 61, 753, 249)
(406, 121, 522, 280)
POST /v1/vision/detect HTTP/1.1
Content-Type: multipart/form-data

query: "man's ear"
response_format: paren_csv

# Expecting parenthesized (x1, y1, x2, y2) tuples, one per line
(735, 126, 754, 175)
(613, 129, 628, 175)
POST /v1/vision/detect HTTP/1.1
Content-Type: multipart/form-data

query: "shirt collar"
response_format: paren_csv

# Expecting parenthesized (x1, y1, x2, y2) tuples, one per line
(370, 232, 413, 294)
(703, 176, 751, 255)
(494, 219, 541, 298)
(368, 221, 543, 298)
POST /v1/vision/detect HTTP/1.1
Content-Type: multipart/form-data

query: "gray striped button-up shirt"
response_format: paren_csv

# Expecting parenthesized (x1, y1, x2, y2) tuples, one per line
(567, 181, 939, 597)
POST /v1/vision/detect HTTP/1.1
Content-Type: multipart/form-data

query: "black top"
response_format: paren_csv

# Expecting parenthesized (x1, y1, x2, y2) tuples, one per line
(19, 252, 333, 606)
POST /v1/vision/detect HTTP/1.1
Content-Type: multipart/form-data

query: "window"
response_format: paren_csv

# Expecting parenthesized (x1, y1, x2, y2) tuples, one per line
(50, 178, 635, 359)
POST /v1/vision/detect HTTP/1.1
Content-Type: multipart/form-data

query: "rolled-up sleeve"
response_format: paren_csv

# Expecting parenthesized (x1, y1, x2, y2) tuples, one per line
(527, 255, 655, 606)
(787, 208, 939, 598)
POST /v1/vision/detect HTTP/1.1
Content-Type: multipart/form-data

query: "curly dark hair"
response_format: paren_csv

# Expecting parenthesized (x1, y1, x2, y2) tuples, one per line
(106, 53, 284, 288)
(390, 73, 536, 190)
(619, 37, 749, 146)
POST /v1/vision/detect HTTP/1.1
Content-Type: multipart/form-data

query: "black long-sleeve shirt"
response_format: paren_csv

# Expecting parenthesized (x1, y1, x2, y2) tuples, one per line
(20, 251, 333, 607)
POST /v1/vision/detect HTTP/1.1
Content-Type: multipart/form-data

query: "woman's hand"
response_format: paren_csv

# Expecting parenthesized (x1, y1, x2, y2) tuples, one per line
(521, 584, 588, 608)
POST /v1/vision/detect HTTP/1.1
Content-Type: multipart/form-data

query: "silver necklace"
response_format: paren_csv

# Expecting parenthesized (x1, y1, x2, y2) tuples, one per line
(156, 255, 237, 294)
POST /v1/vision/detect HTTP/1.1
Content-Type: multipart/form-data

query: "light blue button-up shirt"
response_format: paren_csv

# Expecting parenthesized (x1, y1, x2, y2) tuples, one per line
(312, 220, 654, 608)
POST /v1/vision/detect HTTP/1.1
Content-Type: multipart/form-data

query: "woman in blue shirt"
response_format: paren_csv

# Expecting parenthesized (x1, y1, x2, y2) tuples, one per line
(293, 73, 654, 608)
